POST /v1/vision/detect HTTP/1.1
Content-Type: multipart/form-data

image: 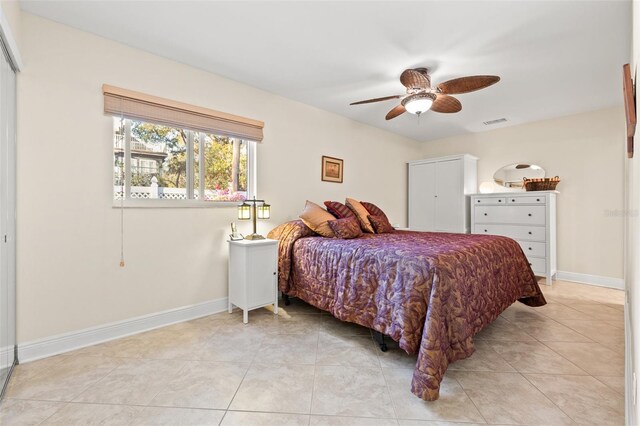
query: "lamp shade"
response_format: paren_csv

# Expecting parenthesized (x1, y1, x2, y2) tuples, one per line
(238, 202, 251, 220)
(257, 203, 270, 219)
(402, 93, 436, 115)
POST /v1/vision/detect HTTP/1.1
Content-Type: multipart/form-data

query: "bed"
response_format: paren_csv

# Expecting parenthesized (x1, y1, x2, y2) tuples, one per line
(267, 220, 546, 401)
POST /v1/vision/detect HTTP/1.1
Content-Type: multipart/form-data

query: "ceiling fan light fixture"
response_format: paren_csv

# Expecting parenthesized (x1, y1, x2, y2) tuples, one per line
(402, 93, 436, 115)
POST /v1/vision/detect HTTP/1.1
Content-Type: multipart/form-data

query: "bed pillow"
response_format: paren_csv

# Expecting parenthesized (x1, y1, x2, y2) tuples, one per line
(345, 197, 375, 233)
(327, 217, 363, 239)
(324, 201, 356, 219)
(361, 201, 391, 224)
(299, 200, 336, 238)
(368, 214, 395, 234)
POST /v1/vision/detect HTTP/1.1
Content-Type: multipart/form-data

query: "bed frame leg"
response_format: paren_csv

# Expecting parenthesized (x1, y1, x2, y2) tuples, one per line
(372, 331, 388, 352)
(283, 294, 291, 306)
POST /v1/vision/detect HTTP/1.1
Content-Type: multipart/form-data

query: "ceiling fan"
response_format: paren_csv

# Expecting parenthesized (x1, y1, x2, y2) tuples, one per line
(350, 68, 500, 120)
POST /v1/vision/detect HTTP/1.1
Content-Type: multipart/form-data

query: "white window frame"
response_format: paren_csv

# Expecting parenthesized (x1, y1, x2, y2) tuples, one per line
(113, 118, 256, 208)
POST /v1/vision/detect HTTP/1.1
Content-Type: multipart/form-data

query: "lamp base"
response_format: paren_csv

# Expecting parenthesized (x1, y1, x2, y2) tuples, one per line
(244, 233, 265, 240)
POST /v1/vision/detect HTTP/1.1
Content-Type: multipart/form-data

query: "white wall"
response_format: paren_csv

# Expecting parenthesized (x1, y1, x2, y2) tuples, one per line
(420, 108, 625, 282)
(16, 13, 421, 344)
(627, 1, 639, 424)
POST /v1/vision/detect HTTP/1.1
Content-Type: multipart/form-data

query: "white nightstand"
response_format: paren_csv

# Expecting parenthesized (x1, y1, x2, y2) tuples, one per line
(228, 239, 279, 323)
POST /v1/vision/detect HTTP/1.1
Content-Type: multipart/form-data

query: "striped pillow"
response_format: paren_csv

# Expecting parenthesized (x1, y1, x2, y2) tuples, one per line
(324, 201, 356, 219)
(362, 202, 390, 224)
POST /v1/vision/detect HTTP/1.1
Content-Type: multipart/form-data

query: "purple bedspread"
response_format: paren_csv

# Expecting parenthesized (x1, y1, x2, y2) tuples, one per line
(268, 221, 545, 401)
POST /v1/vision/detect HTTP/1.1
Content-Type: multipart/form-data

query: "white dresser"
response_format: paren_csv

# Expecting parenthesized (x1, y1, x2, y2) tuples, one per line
(408, 154, 478, 233)
(470, 191, 557, 284)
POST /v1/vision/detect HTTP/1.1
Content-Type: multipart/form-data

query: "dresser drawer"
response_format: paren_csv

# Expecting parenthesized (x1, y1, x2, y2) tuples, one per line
(473, 197, 506, 205)
(517, 240, 546, 258)
(474, 205, 546, 225)
(527, 257, 546, 275)
(507, 195, 546, 204)
(473, 224, 546, 242)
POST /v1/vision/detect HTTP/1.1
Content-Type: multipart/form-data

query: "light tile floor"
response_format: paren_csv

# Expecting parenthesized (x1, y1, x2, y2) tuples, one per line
(0, 280, 625, 425)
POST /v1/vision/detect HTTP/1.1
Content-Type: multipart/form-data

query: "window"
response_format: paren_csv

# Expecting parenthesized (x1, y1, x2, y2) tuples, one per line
(113, 118, 254, 204)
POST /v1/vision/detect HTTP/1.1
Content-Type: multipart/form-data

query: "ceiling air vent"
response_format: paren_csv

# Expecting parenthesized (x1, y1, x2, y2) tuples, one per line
(483, 118, 507, 126)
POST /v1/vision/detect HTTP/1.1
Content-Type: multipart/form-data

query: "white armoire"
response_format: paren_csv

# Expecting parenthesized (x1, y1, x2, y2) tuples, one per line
(408, 154, 478, 233)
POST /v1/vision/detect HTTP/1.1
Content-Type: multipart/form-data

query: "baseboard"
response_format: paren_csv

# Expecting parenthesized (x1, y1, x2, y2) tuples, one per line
(624, 291, 633, 425)
(556, 270, 625, 290)
(0, 345, 14, 370)
(18, 297, 228, 364)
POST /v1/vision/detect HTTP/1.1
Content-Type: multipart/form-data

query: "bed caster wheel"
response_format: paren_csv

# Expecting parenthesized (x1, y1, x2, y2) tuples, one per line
(380, 343, 388, 352)
(283, 294, 291, 306)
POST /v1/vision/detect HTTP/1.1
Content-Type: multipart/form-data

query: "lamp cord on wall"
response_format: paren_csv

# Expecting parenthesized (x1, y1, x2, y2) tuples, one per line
(119, 113, 125, 267)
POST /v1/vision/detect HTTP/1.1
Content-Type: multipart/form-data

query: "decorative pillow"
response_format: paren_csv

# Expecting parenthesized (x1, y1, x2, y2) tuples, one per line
(345, 197, 375, 233)
(324, 201, 356, 219)
(368, 214, 395, 234)
(327, 217, 363, 239)
(299, 200, 336, 238)
(361, 201, 391, 224)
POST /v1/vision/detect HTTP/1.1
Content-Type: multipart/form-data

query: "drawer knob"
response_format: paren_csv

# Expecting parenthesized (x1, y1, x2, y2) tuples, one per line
(528, 231, 532, 235)
(528, 247, 532, 250)
(477, 200, 480, 203)
(529, 262, 532, 266)
(273, 272, 276, 275)
(484, 213, 488, 216)
(498, 199, 502, 202)
(528, 213, 532, 217)
(484, 229, 488, 232)
(536, 198, 540, 202)
(511, 199, 515, 202)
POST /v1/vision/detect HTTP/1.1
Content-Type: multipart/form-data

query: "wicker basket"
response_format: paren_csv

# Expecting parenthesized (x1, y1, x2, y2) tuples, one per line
(523, 176, 560, 191)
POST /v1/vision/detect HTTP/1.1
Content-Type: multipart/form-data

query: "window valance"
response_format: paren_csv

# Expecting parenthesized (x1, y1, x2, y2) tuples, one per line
(103, 84, 264, 142)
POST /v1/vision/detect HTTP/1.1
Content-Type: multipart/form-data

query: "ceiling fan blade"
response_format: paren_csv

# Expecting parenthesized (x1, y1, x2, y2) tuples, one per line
(431, 94, 462, 113)
(400, 69, 430, 90)
(350, 95, 403, 105)
(437, 75, 500, 94)
(385, 104, 406, 120)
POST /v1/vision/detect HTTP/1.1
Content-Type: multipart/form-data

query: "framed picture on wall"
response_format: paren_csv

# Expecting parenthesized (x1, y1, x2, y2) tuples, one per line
(321, 156, 343, 183)
(623, 63, 636, 159)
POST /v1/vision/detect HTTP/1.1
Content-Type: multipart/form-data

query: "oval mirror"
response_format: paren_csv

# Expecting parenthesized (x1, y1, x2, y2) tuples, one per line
(493, 163, 545, 188)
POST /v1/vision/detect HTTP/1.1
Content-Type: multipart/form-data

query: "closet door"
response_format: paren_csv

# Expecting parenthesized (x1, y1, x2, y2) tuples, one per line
(409, 162, 436, 231)
(434, 159, 462, 232)
(0, 43, 15, 395)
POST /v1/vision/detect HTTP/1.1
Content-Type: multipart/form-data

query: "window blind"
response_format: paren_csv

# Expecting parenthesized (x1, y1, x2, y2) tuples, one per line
(103, 84, 264, 142)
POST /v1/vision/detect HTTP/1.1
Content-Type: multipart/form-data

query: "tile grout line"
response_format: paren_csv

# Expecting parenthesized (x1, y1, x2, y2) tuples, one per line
(35, 400, 71, 426)
(519, 372, 582, 424)
(449, 374, 490, 425)
(218, 315, 271, 424)
(377, 363, 399, 422)
(307, 329, 321, 422)
(591, 375, 625, 396)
